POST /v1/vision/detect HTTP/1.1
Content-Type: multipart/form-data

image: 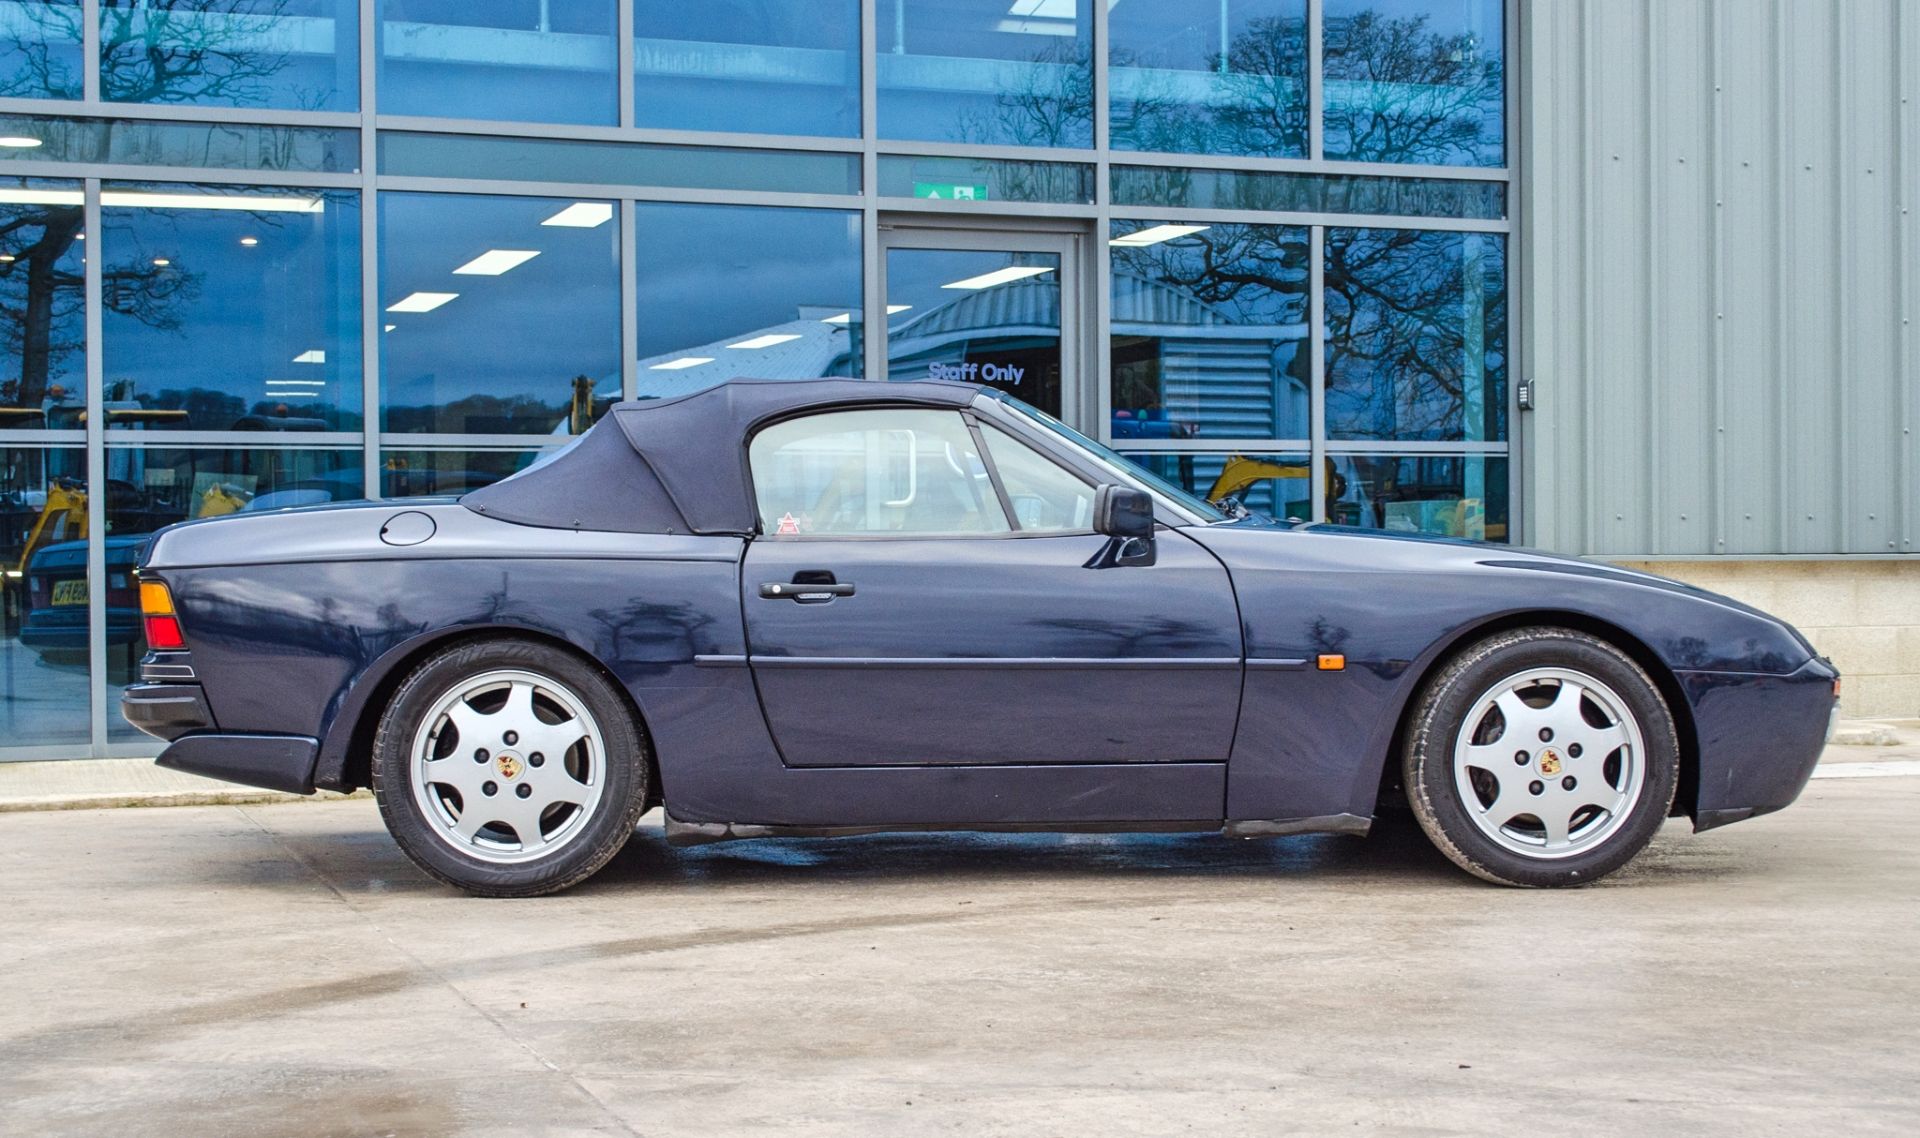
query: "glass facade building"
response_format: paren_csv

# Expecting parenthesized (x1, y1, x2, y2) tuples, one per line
(0, 0, 1510, 759)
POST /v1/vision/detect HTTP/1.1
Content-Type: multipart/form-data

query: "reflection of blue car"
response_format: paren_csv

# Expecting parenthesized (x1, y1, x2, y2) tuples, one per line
(21, 535, 146, 654)
(1110, 409, 1195, 440)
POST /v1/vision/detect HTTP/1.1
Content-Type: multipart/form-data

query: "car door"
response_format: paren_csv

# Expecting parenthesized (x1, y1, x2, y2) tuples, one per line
(740, 405, 1242, 767)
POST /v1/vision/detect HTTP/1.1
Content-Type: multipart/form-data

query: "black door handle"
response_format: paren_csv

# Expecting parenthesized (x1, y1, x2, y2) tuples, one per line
(759, 581, 855, 601)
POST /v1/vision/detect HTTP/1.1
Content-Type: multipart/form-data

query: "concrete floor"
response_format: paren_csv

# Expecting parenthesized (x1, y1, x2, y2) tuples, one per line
(3, 776, 1917, 1136)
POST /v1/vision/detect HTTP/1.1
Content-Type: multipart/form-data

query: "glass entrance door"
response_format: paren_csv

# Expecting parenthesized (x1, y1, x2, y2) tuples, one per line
(880, 227, 1080, 419)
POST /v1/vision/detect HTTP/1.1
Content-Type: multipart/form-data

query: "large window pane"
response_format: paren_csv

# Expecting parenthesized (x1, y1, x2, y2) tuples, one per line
(101, 183, 363, 433)
(100, 0, 358, 111)
(634, 203, 860, 399)
(0, 177, 84, 431)
(877, 0, 1092, 149)
(1327, 453, 1507, 541)
(1110, 221, 1309, 442)
(633, 0, 859, 138)
(378, 0, 618, 126)
(103, 445, 363, 740)
(2, 443, 88, 749)
(1324, 227, 1504, 442)
(0, 1, 82, 99)
(380, 192, 619, 436)
(1110, 0, 1306, 158)
(1324, 1, 1504, 167)
(1121, 450, 1310, 520)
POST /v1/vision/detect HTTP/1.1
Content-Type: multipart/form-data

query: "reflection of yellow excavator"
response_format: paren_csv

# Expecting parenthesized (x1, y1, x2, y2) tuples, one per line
(15, 479, 88, 576)
(1206, 455, 1346, 509)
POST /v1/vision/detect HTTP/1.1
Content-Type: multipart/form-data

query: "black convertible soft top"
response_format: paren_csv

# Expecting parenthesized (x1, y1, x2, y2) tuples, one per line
(460, 378, 981, 535)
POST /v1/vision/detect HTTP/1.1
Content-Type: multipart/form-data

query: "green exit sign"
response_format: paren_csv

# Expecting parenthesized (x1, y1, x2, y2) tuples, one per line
(913, 182, 990, 201)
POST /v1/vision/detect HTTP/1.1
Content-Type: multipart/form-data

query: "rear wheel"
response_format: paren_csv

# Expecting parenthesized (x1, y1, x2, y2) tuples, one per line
(372, 638, 649, 897)
(1403, 628, 1678, 887)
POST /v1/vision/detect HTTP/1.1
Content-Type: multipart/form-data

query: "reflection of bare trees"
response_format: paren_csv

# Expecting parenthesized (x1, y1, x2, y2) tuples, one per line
(99, 0, 301, 107)
(0, 191, 198, 413)
(1324, 227, 1503, 442)
(1109, 224, 1308, 429)
(1113, 16, 1307, 158)
(1324, 10, 1502, 165)
(0, 2, 82, 98)
(1109, 8, 1496, 164)
(964, 38, 1093, 150)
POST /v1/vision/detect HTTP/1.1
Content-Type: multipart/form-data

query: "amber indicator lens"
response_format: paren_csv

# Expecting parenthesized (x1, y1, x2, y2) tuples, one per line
(1317, 654, 1345, 671)
(139, 580, 186, 649)
(139, 580, 174, 616)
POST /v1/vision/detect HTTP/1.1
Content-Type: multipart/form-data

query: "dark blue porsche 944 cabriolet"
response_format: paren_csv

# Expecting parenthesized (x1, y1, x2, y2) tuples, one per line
(121, 379, 1839, 896)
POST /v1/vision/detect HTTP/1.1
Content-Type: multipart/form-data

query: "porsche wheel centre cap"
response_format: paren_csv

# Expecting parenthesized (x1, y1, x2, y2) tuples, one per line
(495, 753, 523, 780)
(1537, 749, 1563, 777)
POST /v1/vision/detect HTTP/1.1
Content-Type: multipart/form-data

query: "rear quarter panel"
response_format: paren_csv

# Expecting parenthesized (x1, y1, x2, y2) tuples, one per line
(144, 504, 767, 798)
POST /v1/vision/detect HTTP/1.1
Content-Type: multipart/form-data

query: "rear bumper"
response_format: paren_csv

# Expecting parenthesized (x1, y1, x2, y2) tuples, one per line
(121, 682, 217, 742)
(155, 734, 320, 796)
(1682, 655, 1839, 832)
(124, 682, 319, 794)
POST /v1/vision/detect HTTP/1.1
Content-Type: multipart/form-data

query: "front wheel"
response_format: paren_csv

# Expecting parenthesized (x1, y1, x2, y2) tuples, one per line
(1403, 628, 1679, 887)
(372, 638, 650, 897)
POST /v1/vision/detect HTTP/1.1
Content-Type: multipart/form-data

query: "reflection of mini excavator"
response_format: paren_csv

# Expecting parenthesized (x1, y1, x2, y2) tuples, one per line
(1205, 455, 1346, 512)
(15, 478, 88, 576)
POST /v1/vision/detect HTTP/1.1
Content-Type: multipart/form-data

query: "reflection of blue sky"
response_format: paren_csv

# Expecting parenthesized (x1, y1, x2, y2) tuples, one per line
(634, 202, 860, 370)
(101, 185, 361, 430)
(380, 191, 620, 433)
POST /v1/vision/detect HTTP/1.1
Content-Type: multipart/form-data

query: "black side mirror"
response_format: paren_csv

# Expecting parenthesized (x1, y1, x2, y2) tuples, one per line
(1093, 484, 1154, 539)
(1087, 485, 1157, 569)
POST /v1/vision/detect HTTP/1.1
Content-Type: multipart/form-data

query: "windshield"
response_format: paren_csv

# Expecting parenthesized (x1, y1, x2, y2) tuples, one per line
(988, 393, 1228, 524)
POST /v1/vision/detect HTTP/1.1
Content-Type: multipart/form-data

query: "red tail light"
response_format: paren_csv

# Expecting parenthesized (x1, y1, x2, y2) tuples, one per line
(140, 580, 187, 650)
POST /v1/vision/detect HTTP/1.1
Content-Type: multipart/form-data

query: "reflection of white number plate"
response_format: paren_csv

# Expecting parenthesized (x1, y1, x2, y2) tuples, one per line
(51, 579, 87, 606)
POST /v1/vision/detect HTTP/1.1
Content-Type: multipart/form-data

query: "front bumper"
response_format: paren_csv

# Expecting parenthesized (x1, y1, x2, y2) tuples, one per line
(122, 681, 319, 795)
(1682, 655, 1840, 832)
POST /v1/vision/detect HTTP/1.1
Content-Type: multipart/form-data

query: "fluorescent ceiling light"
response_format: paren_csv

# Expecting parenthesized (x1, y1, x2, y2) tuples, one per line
(267, 391, 319, 398)
(727, 333, 803, 350)
(239, 236, 259, 246)
(941, 266, 1053, 290)
(386, 291, 458, 313)
(649, 357, 713, 370)
(0, 136, 43, 148)
(151, 258, 170, 267)
(453, 249, 540, 276)
(0, 188, 80, 206)
(1008, 0, 1076, 15)
(821, 305, 913, 324)
(265, 379, 326, 387)
(541, 202, 613, 228)
(1110, 223, 1212, 247)
(384, 324, 396, 332)
(101, 190, 325, 213)
(291, 349, 325, 364)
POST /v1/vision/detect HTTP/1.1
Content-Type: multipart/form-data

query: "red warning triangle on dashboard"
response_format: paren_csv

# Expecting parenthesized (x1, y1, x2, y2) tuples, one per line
(776, 512, 800, 535)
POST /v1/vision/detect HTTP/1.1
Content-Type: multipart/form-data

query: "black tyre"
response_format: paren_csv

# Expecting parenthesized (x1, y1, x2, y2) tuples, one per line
(372, 637, 650, 897)
(1402, 627, 1679, 887)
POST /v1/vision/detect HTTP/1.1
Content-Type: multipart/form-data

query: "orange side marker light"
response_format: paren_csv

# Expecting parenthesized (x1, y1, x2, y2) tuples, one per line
(1317, 654, 1345, 671)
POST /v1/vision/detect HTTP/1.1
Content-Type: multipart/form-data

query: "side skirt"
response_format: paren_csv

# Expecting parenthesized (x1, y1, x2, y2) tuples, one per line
(662, 813, 1372, 847)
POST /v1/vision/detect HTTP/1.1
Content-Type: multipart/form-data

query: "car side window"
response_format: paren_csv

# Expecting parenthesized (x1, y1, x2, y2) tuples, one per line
(750, 409, 1011, 536)
(980, 423, 1096, 533)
